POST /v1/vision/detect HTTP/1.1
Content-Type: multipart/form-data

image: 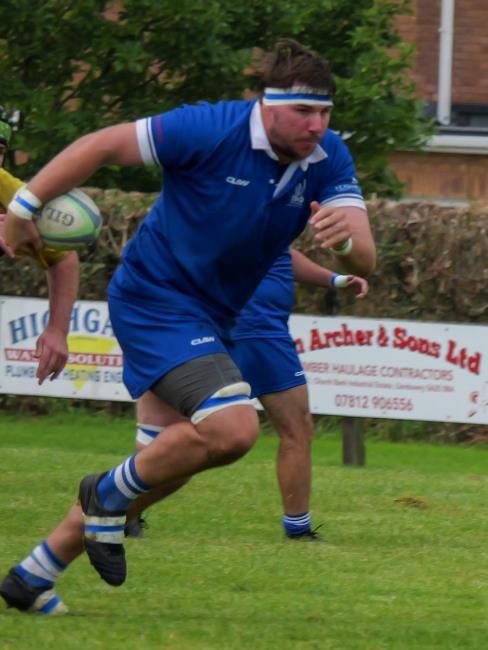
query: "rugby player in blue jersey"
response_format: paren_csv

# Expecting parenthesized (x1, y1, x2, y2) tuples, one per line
(127, 249, 368, 540)
(2, 39, 375, 611)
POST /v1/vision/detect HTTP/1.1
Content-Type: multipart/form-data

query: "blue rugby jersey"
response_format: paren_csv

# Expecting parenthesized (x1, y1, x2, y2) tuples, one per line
(231, 131, 365, 340)
(109, 99, 365, 331)
(230, 249, 294, 339)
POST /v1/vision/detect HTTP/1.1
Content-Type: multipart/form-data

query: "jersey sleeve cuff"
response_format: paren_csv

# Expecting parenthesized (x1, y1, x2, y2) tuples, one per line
(136, 118, 160, 167)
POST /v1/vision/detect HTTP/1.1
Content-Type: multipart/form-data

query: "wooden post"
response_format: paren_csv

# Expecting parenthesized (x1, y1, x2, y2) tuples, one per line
(342, 417, 366, 466)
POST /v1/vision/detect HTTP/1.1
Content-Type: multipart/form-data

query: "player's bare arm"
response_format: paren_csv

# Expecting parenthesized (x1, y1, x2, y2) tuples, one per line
(309, 201, 376, 276)
(0, 213, 13, 256)
(5, 123, 142, 254)
(36, 250, 79, 384)
(290, 248, 368, 298)
(0, 211, 79, 382)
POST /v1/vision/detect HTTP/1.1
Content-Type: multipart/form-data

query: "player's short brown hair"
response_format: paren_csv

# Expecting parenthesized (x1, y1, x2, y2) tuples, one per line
(256, 39, 335, 95)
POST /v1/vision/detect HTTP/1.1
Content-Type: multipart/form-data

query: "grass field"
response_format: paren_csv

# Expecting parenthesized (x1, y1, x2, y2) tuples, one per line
(1, 411, 488, 649)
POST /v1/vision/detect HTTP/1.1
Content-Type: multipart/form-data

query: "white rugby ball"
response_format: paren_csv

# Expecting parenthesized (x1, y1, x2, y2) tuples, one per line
(34, 188, 102, 250)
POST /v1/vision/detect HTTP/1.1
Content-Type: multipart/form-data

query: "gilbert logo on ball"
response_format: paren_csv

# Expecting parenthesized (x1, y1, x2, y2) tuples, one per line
(34, 188, 102, 250)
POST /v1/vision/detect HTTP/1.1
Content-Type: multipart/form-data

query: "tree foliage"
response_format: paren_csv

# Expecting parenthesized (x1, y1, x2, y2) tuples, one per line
(0, 0, 430, 195)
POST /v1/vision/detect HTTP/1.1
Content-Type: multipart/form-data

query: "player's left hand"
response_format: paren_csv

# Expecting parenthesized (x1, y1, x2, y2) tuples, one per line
(309, 201, 351, 249)
(337, 275, 369, 299)
(5, 211, 43, 256)
(35, 326, 69, 384)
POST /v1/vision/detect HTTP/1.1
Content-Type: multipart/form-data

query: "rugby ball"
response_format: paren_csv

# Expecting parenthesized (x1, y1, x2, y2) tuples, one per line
(34, 188, 102, 250)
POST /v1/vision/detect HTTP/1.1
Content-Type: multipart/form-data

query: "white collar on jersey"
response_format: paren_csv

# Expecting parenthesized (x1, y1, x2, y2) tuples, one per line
(249, 101, 327, 171)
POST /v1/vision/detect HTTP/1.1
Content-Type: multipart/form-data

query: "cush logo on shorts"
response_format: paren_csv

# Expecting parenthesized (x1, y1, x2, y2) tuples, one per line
(191, 336, 216, 346)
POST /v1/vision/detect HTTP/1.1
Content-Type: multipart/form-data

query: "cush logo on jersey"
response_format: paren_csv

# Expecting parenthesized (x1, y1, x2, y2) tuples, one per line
(287, 180, 306, 208)
(226, 176, 250, 187)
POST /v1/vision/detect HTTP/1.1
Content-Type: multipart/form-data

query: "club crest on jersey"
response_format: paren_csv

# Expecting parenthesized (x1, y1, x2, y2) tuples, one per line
(287, 180, 306, 208)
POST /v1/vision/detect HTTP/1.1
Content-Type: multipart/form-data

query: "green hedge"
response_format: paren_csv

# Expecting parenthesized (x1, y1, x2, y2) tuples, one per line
(295, 197, 488, 323)
(3, 191, 487, 326)
(2, 190, 487, 441)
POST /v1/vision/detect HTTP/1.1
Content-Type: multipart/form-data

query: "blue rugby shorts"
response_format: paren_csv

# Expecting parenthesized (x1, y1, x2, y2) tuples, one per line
(226, 334, 306, 399)
(109, 296, 229, 399)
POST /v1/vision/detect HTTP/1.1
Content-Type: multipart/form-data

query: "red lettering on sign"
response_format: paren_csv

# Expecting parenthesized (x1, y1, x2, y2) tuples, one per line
(4, 348, 36, 361)
(308, 324, 374, 351)
(392, 327, 441, 358)
(295, 337, 305, 354)
(309, 328, 326, 351)
(445, 340, 481, 375)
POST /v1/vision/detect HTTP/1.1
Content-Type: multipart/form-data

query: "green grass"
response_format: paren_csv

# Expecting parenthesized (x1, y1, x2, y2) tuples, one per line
(1, 412, 488, 649)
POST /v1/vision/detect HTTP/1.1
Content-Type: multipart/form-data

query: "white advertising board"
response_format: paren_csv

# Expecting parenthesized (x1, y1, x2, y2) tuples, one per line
(0, 296, 131, 401)
(290, 314, 488, 425)
(1, 296, 487, 424)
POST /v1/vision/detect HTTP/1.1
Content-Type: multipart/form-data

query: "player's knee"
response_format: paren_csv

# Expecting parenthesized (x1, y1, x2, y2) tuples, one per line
(150, 354, 258, 465)
(277, 410, 314, 446)
(220, 408, 259, 460)
(213, 424, 259, 464)
(190, 377, 257, 463)
(200, 405, 259, 465)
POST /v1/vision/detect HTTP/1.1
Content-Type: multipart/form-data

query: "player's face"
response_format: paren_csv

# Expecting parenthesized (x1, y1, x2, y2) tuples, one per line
(264, 104, 332, 163)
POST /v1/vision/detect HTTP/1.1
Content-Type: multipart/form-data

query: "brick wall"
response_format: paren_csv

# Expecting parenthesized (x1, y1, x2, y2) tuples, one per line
(397, 0, 488, 104)
(393, 1, 488, 202)
(389, 150, 488, 202)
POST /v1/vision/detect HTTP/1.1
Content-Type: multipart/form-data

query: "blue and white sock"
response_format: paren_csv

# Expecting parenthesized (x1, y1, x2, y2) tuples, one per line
(15, 541, 66, 589)
(97, 454, 152, 512)
(283, 512, 312, 537)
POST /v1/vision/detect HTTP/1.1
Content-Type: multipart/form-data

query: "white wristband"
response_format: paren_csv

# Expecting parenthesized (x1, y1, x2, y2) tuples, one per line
(331, 237, 353, 256)
(8, 187, 42, 221)
(331, 274, 351, 289)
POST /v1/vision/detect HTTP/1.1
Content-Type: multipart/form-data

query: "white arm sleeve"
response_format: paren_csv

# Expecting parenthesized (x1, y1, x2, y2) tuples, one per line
(136, 118, 161, 167)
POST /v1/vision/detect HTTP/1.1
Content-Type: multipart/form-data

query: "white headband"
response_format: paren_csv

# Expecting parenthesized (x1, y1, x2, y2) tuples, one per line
(262, 85, 334, 107)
